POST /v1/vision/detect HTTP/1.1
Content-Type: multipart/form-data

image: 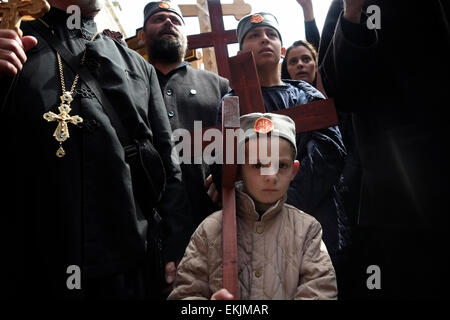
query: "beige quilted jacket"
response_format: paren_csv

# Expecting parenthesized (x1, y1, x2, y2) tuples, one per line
(168, 190, 338, 300)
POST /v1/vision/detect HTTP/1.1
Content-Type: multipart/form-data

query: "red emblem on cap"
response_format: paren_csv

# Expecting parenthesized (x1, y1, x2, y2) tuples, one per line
(250, 14, 264, 24)
(254, 117, 274, 134)
(159, 2, 170, 9)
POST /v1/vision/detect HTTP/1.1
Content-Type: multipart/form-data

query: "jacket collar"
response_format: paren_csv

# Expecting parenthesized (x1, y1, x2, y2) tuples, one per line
(155, 61, 189, 80)
(235, 183, 286, 222)
(41, 7, 97, 39)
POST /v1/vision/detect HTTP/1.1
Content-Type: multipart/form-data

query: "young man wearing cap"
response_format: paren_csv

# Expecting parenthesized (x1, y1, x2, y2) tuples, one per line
(140, 1, 230, 292)
(216, 12, 348, 283)
(168, 112, 337, 300)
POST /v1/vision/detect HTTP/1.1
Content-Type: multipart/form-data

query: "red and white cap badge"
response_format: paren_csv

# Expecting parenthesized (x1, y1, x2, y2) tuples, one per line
(253, 117, 274, 134)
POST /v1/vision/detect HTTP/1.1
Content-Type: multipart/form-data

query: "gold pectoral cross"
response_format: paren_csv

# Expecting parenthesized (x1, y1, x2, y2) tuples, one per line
(43, 91, 83, 157)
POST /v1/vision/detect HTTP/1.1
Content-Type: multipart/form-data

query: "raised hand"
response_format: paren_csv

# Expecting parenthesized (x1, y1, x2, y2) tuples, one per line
(296, 0, 315, 21)
(343, 0, 366, 23)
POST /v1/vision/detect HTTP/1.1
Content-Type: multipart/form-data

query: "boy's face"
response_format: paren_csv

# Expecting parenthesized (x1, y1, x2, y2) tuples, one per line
(241, 137, 299, 209)
(239, 26, 286, 68)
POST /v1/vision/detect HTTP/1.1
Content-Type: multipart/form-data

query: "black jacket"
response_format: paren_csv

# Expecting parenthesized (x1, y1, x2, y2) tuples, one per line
(156, 62, 230, 228)
(320, 0, 450, 228)
(319, 0, 450, 298)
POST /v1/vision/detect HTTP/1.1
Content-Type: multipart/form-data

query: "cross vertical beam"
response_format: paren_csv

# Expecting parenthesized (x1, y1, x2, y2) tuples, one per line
(186, 0, 238, 80)
(221, 96, 240, 299)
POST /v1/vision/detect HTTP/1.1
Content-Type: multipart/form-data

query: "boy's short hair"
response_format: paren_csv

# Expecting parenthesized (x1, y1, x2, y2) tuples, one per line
(237, 12, 282, 49)
(239, 113, 297, 159)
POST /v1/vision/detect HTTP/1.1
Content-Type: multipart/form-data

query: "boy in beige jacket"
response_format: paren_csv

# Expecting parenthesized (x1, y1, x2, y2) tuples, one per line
(168, 113, 337, 300)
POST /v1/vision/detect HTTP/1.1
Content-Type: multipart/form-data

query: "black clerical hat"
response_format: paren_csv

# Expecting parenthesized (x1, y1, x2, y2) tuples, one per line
(143, 1, 185, 25)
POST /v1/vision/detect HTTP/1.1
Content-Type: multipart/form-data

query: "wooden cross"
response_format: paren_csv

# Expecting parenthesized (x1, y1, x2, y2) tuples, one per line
(179, 0, 251, 73)
(180, 0, 250, 20)
(185, 0, 242, 81)
(219, 52, 338, 299)
(0, 0, 50, 37)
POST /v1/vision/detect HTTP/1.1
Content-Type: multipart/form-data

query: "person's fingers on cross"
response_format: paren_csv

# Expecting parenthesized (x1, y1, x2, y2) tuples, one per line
(165, 260, 178, 286)
(211, 288, 234, 300)
(205, 174, 220, 205)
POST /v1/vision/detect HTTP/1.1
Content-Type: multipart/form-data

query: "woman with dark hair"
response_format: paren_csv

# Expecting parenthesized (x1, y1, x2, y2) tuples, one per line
(281, 39, 318, 85)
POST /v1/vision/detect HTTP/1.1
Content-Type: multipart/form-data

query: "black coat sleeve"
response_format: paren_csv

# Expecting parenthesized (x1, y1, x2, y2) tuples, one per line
(287, 125, 346, 214)
(304, 19, 320, 50)
(319, 7, 378, 112)
(145, 64, 193, 262)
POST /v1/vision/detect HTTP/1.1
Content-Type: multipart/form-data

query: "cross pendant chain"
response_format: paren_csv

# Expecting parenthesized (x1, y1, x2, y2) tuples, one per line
(43, 53, 83, 158)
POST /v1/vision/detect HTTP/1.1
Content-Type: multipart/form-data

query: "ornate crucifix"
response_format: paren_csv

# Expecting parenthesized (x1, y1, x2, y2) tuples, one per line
(0, 0, 50, 37)
(43, 91, 83, 157)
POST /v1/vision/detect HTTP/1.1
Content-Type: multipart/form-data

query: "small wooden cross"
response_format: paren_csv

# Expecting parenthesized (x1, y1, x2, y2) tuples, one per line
(43, 92, 83, 157)
(0, 0, 50, 37)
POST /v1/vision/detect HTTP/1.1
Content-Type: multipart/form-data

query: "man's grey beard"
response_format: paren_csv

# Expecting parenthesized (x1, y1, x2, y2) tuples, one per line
(147, 36, 187, 64)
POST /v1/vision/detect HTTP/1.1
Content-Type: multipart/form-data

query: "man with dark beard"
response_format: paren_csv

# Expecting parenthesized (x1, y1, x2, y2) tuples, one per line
(0, 0, 191, 299)
(141, 1, 230, 294)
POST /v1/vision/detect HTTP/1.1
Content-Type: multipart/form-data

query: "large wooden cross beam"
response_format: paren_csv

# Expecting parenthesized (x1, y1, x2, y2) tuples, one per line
(0, 0, 50, 37)
(220, 52, 338, 299)
(180, 0, 250, 21)
(179, 0, 251, 74)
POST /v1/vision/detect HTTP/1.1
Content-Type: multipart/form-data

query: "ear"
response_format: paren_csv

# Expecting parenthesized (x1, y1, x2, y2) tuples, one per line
(281, 47, 287, 59)
(140, 29, 147, 45)
(291, 160, 300, 180)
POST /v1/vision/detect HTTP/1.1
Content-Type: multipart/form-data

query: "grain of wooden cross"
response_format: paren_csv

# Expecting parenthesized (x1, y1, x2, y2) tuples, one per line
(220, 51, 339, 299)
(0, 0, 50, 37)
(186, 0, 240, 81)
(179, 0, 251, 74)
